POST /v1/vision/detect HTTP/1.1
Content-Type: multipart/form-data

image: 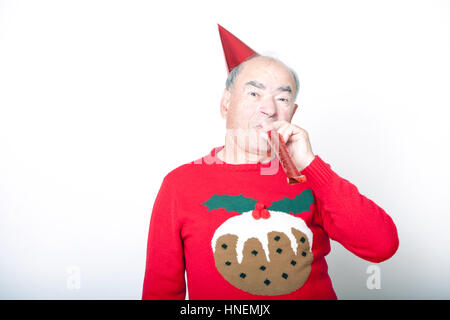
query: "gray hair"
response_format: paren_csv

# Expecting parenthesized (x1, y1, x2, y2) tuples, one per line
(225, 55, 300, 101)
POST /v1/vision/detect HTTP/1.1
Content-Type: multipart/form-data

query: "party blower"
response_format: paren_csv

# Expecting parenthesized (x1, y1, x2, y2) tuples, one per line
(267, 130, 307, 184)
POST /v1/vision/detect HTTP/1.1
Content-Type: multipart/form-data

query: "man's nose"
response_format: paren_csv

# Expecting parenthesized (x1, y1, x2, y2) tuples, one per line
(258, 97, 277, 117)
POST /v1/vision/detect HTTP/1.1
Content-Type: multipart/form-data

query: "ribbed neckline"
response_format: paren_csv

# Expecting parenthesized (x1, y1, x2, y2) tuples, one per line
(202, 145, 281, 172)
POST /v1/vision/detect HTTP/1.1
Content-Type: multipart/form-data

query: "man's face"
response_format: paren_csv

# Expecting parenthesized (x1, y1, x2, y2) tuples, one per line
(220, 56, 298, 154)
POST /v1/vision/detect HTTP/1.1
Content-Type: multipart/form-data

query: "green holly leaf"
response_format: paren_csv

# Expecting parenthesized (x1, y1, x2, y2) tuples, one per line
(202, 194, 257, 213)
(268, 189, 315, 215)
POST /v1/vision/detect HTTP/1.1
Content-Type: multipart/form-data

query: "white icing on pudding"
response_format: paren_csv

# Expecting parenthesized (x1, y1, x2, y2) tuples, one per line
(211, 210, 313, 264)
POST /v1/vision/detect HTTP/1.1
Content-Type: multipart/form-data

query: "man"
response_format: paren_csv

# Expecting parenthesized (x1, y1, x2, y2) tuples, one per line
(141, 25, 399, 300)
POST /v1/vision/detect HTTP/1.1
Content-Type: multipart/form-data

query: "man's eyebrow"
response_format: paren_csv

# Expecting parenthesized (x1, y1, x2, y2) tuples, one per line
(244, 81, 265, 89)
(276, 86, 293, 95)
(244, 81, 292, 95)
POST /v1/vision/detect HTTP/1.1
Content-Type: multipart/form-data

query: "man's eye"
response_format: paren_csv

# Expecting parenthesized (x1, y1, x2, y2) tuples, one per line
(279, 98, 289, 103)
(249, 92, 259, 97)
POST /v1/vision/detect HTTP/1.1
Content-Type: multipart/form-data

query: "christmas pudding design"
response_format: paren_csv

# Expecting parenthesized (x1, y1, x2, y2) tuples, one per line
(203, 190, 315, 296)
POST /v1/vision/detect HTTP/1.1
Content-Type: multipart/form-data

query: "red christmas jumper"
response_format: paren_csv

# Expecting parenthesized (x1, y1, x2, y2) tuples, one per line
(142, 146, 399, 300)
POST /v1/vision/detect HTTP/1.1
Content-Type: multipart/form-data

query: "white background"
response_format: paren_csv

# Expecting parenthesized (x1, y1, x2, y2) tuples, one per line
(1, 0, 449, 299)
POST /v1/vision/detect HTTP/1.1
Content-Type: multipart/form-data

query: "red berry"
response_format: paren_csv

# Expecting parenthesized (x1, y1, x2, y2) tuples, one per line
(255, 203, 265, 210)
(261, 209, 270, 219)
(252, 209, 261, 219)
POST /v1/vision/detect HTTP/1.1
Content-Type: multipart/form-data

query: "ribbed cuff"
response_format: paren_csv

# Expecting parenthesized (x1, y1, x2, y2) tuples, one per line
(300, 155, 335, 190)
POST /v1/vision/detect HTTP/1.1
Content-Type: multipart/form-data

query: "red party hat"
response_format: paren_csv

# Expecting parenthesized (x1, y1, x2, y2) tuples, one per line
(218, 24, 259, 74)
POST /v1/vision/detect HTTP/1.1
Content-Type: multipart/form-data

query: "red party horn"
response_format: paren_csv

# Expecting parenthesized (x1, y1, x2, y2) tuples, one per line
(267, 130, 307, 184)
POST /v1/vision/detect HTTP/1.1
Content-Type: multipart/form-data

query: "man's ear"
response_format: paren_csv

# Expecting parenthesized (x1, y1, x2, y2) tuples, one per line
(220, 89, 232, 119)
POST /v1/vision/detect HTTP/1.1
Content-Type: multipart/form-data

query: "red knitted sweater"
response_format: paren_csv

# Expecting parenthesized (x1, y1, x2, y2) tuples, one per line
(142, 146, 399, 300)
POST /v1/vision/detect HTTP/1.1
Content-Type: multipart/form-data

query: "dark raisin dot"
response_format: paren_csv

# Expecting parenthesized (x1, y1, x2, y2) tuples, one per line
(290, 260, 297, 266)
(240, 273, 246, 279)
(251, 250, 258, 256)
(221, 243, 228, 249)
(282, 273, 288, 279)
(276, 248, 283, 254)
(300, 237, 306, 243)
(264, 279, 271, 286)
(225, 261, 231, 266)
(260, 265, 266, 271)
(302, 251, 307, 257)
(274, 236, 281, 241)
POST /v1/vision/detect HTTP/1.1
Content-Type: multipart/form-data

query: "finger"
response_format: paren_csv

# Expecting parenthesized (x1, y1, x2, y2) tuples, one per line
(278, 124, 294, 144)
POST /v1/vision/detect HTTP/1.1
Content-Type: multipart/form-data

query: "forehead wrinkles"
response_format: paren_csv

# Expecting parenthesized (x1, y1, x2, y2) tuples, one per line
(239, 60, 293, 91)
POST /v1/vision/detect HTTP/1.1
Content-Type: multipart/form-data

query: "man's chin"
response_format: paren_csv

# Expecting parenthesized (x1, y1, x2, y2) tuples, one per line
(247, 138, 272, 154)
(228, 128, 271, 151)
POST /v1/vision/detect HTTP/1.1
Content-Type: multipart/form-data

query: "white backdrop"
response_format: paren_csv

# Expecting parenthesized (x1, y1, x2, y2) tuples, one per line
(1, 0, 449, 299)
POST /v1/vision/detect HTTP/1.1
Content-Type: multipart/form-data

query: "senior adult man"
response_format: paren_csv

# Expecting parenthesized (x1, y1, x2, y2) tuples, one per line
(141, 25, 399, 300)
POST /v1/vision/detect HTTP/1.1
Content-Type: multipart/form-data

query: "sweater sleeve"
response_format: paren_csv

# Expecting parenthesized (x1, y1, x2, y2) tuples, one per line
(300, 155, 399, 263)
(142, 176, 186, 300)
